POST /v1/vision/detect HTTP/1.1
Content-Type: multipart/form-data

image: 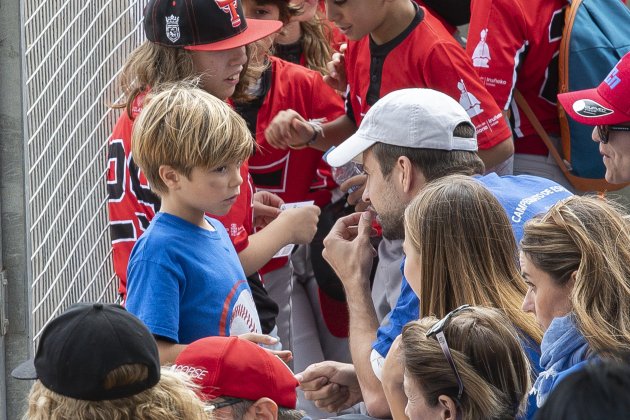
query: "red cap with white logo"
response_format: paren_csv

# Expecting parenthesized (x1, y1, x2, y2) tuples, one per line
(558, 52, 630, 125)
(173, 336, 298, 408)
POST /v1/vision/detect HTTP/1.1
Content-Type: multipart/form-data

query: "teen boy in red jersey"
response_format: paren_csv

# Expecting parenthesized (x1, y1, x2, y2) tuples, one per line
(264, 0, 514, 173)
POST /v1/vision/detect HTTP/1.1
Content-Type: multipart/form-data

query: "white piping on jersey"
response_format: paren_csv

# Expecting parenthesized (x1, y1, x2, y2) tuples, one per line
(504, 41, 529, 110)
(510, 98, 525, 138)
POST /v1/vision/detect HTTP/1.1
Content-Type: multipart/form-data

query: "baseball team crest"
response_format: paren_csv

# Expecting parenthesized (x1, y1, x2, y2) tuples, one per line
(165, 15, 180, 43)
(215, 0, 242, 27)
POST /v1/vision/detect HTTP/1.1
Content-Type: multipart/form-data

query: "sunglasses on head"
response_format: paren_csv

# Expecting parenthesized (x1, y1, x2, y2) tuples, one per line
(426, 304, 473, 401)
(596, 124, 630, 144)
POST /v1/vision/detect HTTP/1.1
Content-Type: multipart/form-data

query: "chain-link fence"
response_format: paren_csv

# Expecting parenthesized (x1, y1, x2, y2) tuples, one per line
(23, 0, 144, 343)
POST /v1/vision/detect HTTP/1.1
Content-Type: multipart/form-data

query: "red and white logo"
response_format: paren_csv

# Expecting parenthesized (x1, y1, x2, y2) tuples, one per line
(214, 0, 241, 28)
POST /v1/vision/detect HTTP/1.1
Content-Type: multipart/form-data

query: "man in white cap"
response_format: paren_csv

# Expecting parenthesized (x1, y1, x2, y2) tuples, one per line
(296, 88, 572, 418)
(558, 52, 630, 184)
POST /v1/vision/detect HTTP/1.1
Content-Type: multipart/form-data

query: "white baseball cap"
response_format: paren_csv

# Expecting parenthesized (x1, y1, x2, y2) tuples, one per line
(326, 88, 478, 167)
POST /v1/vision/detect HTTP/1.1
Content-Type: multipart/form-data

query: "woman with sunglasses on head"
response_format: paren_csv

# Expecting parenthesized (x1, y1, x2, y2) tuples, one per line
(520, 195, 630, 408)
(558, 52, 630, 184)
(401, 306, 531, 420)
(382, 175, 543, 420)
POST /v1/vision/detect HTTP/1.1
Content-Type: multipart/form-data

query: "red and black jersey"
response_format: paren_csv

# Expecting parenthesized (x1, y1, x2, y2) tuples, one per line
(107, 94, 254, 297)
(467, 0, 566, 156)
(344, 4, 511, 151)
(234, 56, 345, 274)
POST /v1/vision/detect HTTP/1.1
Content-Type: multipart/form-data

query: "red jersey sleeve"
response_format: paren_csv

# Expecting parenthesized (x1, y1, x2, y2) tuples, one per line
(466, 0, 527, 110)
(423, 41, 512, 150)
(107, 101, 160, 296)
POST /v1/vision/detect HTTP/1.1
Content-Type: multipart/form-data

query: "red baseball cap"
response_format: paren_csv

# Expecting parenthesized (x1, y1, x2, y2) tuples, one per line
(173, 336, 298, 408)
(144, 0, 282, 52)
(558, 52, 630, 126)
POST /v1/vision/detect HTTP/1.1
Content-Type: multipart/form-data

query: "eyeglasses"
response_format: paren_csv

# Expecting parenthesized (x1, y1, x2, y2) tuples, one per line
(596, 124, 630, 144)
(204, 396, 242, 412)
(426, 304, 472, 401)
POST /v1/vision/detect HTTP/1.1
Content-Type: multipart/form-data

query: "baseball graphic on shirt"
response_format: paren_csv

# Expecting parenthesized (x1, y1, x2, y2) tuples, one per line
(458, 80, 484, 118)
(230, 289, 262, 335)
(472, 29, 491, 68)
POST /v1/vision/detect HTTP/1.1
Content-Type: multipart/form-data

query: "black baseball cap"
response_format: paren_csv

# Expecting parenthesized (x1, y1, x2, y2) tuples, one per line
(12, 303, 160, 401)
(144, 0, 283, 51)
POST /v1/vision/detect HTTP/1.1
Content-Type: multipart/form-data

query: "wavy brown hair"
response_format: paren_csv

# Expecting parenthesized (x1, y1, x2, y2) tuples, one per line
(23, 366, 208, 420)
(402, 307, 531, 419)
(404, 175, 542, 344)
(299, 17, 334, 75)
(520, 195, 630, 359)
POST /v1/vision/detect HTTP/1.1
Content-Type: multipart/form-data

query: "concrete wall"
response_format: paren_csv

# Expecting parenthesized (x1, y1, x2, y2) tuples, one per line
(0, 0, 30, 418)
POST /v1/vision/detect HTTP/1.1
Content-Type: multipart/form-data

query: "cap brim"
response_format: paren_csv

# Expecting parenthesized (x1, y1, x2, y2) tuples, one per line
(11, 359, 38, 380)
(185, 19, 282, 52)
(558, 89, 630, 126)
(325, 133, 375, 167)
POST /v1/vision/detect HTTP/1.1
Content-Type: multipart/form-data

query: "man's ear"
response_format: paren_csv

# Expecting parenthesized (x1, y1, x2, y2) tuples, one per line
(397, 156, 426, 195)
(437, 394, 458, 420)
(246, 397, 278, 420)
(159, 165, 180, 190)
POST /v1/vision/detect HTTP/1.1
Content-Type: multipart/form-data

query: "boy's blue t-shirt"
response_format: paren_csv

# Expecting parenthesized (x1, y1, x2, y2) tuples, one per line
(372, 174, 571, 417)
(126, 212, 261, 344)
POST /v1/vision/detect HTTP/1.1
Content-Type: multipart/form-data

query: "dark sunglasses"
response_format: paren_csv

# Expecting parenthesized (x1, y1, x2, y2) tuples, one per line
(596, 124, 630, 144)
(426, 304, 472, 401)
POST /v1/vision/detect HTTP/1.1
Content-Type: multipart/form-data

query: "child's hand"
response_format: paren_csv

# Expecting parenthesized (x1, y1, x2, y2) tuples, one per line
(277, 205, 321, 244)
(265, 109, 314, 150)
(324, 43, 347, 91)
(238, 332, 293, 363)
(253, 191, 284, 228)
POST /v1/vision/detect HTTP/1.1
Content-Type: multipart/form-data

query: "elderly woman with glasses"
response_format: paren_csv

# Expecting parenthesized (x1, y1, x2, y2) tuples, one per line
(400, 306, 531, 420)
(381, 175, 544, 420)
(520, 195, 630, 408)
(558, 52, 630, 184)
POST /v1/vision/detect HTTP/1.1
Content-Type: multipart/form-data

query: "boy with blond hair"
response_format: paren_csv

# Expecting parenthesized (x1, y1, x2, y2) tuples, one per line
(126, 84, 262, 364)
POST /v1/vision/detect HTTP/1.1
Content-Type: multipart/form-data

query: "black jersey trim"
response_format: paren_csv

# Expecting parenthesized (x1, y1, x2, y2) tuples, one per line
(365, 3, 424, 106)
(274, 40, 303, 65)
(233, 64, 273, 156)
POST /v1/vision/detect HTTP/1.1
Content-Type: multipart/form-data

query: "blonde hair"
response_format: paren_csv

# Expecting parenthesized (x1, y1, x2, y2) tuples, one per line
(113, 42, 257, 114)
(520, 195, 630, 359)
(131, 82, 254, 195)
(404, 175, 542, 344)
(24, 366, 209, 420)
(402, 307, 531, 419)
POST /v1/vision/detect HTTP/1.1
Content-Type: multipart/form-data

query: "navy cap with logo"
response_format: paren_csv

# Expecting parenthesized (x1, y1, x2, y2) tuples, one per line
(144, 0, 282, 51)
(11, 303, 160, 401)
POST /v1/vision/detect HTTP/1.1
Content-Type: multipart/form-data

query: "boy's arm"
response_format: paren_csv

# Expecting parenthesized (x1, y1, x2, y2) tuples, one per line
(477, 134, 514, 170)
(237, 205, 321, 276)
(156, 339, 187, 365)
(264, 113, 357, 152)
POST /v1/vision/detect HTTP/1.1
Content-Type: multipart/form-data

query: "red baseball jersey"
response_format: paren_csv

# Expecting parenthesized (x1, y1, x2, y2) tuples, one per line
(344, 4, 511, 150)
(239, 56, 344, 274)
(467, 0, 566, 156)
(107, 94, 253, 297)
(248, 57, 344, 205)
